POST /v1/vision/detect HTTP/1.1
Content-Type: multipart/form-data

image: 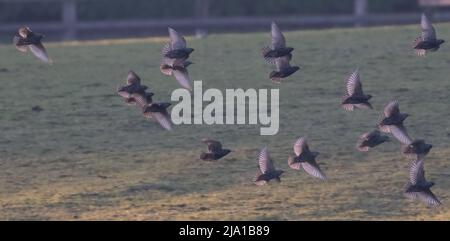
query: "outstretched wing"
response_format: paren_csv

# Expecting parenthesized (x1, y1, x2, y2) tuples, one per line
(29, 43, 52, 64)
(172, 69, 193, 91)
(421, 13, 437, 42)
(418, 189, 441, 206)
(302, 160, 327, 180)
(346, 69, 363, 96)
(293, 137, 309, 156)
(384, 100, 400, 118)
(258, 147, 275, 174)
(389, 125, 413, 145)
(152, 111, 173, 131)
(127, 71, 141, 85)
(271, 21, 286, 49)
(409, 159, 426, 185)
(168, 27, 187, 50)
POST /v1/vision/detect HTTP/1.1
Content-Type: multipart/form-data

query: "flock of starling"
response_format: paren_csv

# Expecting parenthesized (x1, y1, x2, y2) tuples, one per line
(13, 13, 445, 207)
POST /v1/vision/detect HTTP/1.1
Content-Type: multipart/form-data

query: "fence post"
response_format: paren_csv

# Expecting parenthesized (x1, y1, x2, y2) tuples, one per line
(194, 0, 209, 38)
(354, 0, 368, 27)
(62, 0, 77, 40)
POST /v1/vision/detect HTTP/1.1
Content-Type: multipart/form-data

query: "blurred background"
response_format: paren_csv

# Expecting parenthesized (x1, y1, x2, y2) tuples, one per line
(1, 0, 450, 42)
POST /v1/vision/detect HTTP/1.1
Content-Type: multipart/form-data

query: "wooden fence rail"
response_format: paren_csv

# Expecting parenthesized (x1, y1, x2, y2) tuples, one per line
(1, 0, 450, 40)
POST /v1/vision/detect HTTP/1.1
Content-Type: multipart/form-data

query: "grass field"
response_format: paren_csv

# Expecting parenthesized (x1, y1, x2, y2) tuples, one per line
(1, 23, 450, 220)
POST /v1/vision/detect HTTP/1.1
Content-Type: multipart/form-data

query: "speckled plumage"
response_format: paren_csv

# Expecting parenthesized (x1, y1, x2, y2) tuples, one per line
(254, 147, 284, 185)
(404, 159, 441, 206)
(288, 137, 327, 180)
(341, 69, 373, 111)
(413, 13, 445, 56)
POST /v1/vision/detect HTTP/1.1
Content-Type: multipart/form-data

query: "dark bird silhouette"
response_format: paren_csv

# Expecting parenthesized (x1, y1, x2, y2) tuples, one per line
(288, 137, 327, 180)
(31, 105, 43, 112)
(404, 159, 441, 206)
(389, 125, 433, 159)
(254, 147, 284, 185)
(160, 57, 193, 91)
(162, 27, 194, 60)
(402, 139, 433, 160)
(341, 69, 373, 111)
(356, 130, 389, 152)
(269, 55, 299, 83)
(378, 100, 409, 133)
(200, 139, 231, 161)
(413, 13, 445, 56)
(13, 26, 53, 64)
(117, 71, 149, 99)
(142, 102, 173, 131)
(261, 21, 294, 64)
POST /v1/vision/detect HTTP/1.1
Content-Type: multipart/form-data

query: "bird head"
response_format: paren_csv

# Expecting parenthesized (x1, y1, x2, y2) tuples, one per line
(186, 48, 195, 54)
(18, 26, 32, 38)
(438, 39, 445, 45)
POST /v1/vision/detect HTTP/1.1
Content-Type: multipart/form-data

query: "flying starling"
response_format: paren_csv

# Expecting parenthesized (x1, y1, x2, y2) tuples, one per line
(356, 130, 389, 152)
(389, 125, 433, 160)
(162, 27, 194, 60)
(341, 69, 373, 111)
(378, 100, 409, 133)
(160, 57, 193, 91)
(254, 147, 284, 185)
(288, 137, 327, 180)
(404, 159, 441, 206)
(142, 102, 173, 131)
(117, 71, 149, 99)
(261, 21, 294, 64)
(413, 13, 445, 56)
(200, 139, 231, 161)
(269, 55, 299, 83)
(13, 26, 53, 64)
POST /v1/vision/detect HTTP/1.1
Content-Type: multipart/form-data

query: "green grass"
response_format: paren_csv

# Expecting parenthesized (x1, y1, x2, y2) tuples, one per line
(1, 24, 450, 220)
